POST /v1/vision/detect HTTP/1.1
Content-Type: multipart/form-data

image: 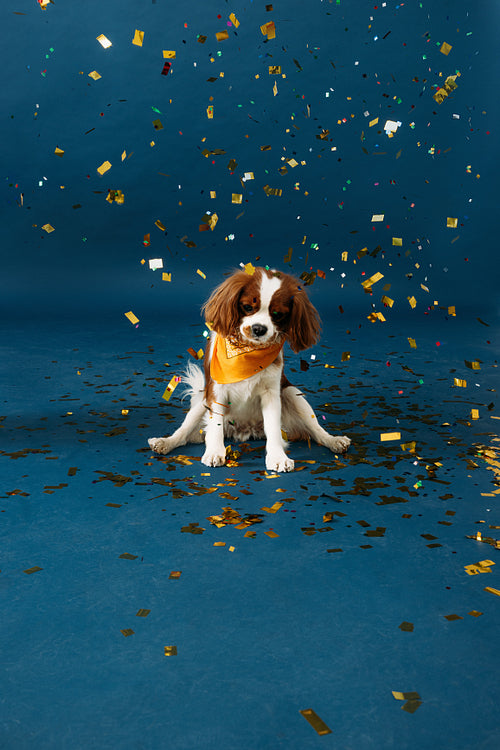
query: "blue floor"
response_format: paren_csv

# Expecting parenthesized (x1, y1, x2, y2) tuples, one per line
(1, 312, 498, 749)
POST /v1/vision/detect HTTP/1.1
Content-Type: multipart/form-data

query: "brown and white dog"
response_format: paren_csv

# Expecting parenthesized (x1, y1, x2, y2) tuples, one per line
(148, 267, 351, 472)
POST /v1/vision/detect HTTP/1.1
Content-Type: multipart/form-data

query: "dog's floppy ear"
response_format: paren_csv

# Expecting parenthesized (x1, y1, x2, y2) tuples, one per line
(202, 270, 248, 338)
(287, 286, 321, 353)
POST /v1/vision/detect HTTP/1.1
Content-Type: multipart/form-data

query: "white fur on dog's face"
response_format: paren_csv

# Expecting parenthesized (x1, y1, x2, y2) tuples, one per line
(239, 273, 283, 345)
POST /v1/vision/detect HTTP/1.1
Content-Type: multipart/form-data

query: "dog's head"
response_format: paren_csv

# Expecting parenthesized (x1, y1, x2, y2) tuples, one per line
(202, 267, 321, 353)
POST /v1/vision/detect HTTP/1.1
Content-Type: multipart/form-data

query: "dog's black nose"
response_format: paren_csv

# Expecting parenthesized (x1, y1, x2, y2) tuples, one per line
(252, 324, 268, 338)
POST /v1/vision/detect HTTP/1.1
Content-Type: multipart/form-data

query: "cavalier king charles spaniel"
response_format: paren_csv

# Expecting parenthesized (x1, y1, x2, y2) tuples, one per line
(148, 266, 351, 472)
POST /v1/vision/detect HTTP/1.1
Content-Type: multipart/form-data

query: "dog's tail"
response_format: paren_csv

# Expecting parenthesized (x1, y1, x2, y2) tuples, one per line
(181, 361, 205, 407)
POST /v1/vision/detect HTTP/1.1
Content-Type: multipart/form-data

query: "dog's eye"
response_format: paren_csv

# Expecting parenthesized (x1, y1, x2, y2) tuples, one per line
(271, 310, 284, 321)
(242, 304, 254, 314)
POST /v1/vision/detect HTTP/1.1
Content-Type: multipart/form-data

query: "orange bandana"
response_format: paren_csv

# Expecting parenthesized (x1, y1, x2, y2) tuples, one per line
(210, 335, 284, 384)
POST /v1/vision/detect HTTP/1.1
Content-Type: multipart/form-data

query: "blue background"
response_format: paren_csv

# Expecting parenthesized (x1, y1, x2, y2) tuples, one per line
(3, 0, 499, 320)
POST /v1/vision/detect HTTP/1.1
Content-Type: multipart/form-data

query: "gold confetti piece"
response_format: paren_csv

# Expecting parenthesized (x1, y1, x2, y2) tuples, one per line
(454, 378, 467, 387)
(121, 629, 135, 637)
(229, 546, 236, 552)
(465, 360, 481, 370)
(408, 338, 417, 348)
(392, 237, 402, 246)
(471, 409, 480, 420)
(400, 441, 417, 452)
(155, 219, 166, 231)
(162, 375, 181, 401)
(163, 50, 176, 58)
(125, 311, 139, 325)
(447, 217, 458, 228)
(433, 87, 448, 104)
(273, 81, 278, 96)
(362, 272, 384, 289)
(229, 12, 240, 27)
(341, 251, 348, 261)
(341, 352, 351, 362)
(399, 622, 414, 632)
(402, 701, 422, 714)
(367, 311, 386, 322)
(96, 34, 112, 48)
(392, 691, 421, 702)
(381, 295, 394, 307)
(54, 146, 64, 157)
(244, 262, 256, 275)
(232, 193, 242, 204)
(199, 212, 218, 231)
(469, 610, 483, 617)
(213, 541, 226, 547)
(121, 409, 129, 415)
(407, 296, 417, 309)
(164, 646, 177, 656)
(97, 160, 112, 175)
(380, 432, 401, 441)
(264, 530, 279, 538)
(207, 105, 214, 119)
(197, 269, 206, 279)
(42, 223, 55, 233)
(484, 587, 500, 596)
(216, 30, 229, 41)
(464, 561, 494, 575)
(132, 29, 144, 46)
(440, 42, 452, 55)
(106, 189, 125, 204)
(371, 213, 384, 222)
(152, 119, 163, 130)
(136, 609, 151, 617)
(299, 709, 332, 736)
(119, 553, 138, 560)
(162, 272, 172, 282)
(88, 70, 101, 80)
(369, 117, 379, 127)
(262, 502, 284, 514)
(24, 566, 43, 575)
(260, 21, 276, 39)
(169, 571, 182, 579)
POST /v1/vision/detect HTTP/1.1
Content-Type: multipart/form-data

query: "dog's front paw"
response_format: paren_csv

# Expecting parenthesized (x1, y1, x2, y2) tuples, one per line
(325, 435, 351, 454)
(148, 437, 173, 455)
(266, 452, 295, 473)
(202, 450, 227, 468)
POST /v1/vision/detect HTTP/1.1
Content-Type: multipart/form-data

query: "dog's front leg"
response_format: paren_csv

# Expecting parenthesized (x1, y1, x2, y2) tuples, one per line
(261, 390, 294, 472)
(202, 406, 227, 467)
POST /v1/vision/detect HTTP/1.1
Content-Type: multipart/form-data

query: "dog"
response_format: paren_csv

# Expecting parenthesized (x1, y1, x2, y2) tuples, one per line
(148, 266, 351, 472)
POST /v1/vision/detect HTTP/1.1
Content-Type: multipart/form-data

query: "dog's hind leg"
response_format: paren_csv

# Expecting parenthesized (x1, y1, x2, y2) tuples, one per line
(281, 386, 351, 453)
